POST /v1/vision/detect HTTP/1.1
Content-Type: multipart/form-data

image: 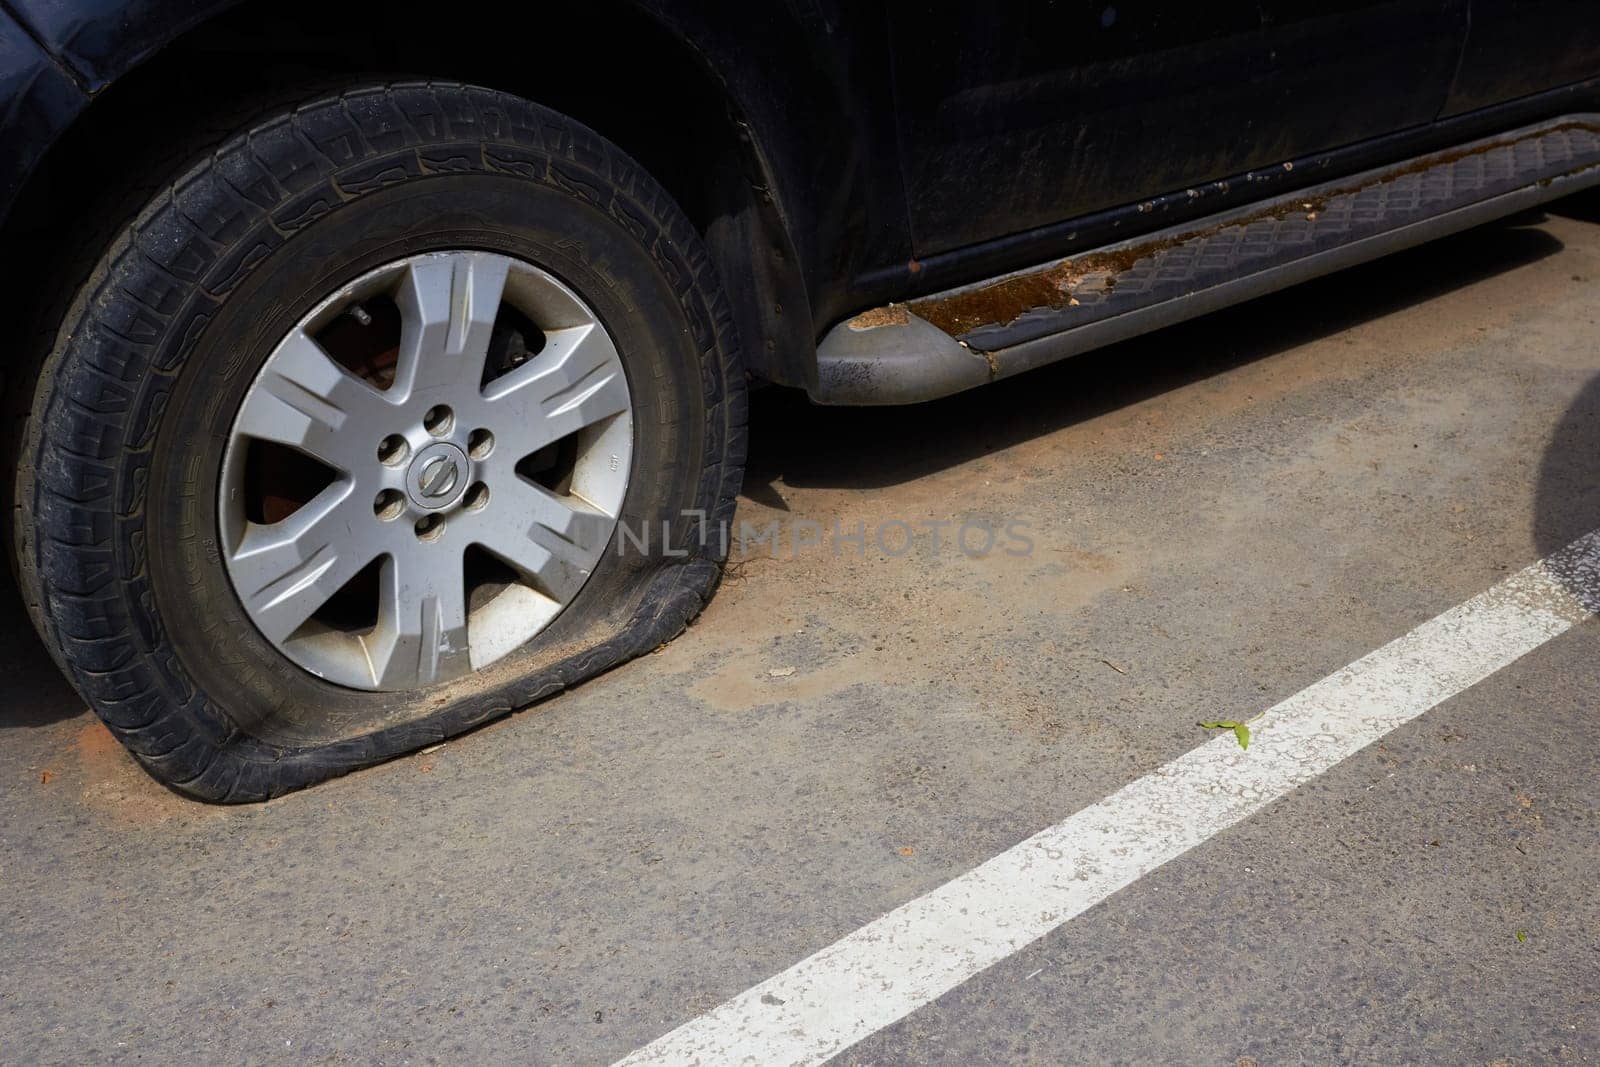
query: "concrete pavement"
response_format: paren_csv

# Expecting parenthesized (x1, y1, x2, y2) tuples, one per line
(2, 192, 1599, 1065)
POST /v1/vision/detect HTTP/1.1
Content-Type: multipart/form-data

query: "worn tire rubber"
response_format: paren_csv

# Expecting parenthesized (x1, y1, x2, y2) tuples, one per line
(8, 82, 747, 802)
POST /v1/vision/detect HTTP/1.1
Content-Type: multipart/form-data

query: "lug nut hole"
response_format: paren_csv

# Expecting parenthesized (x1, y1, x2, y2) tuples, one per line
(424, 405, 454, 436)
(463, 482, 490, 511)
(374, 489, 405, 521)
(468, 428, 495, 459)
(378, 434, 409, 466)
(414, 514, 445, 541)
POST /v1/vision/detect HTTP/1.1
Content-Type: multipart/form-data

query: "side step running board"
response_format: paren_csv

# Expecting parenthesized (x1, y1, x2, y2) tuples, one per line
(813, 116, 1600, 405)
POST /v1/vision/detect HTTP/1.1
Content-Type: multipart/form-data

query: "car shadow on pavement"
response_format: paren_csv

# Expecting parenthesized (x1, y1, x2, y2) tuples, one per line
(1526, 187, 1599, 605)
(0, 576, 84, 729)
(1548, 185, 1600, 225)
(1535, 368, 1600, 608)
(748, 212, 1571, 495)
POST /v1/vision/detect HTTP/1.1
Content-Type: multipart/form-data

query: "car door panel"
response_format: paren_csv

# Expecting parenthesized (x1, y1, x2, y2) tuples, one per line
(888, 1, 1468, 257)
(1257, 1, 1468, 157)
(1445, 0, 1600, 115)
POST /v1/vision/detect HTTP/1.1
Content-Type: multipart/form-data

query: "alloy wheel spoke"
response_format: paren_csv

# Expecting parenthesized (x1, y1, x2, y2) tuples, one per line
(227, 482, 374, 644)
(364, 549, 473, 688)
(482, 323, 631, 455)
(393, 252, 512, 399)
(231, 329, 390, 472)
(468, 478, 614, 604)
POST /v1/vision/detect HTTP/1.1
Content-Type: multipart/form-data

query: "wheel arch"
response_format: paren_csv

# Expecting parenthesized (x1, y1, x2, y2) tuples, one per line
(0, 0, 890, 390)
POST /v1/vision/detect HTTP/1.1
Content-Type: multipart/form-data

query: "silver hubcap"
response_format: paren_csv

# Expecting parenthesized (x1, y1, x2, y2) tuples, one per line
(219, 251, 634, 691)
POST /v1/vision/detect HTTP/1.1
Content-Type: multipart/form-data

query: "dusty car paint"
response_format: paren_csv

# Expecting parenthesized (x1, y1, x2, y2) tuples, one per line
(0, 9, 84, 215)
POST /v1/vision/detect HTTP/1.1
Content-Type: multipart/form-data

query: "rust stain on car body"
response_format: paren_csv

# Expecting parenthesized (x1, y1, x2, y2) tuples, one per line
(848, 304, 911, 329)
(907, 122, 1600, 342)
(908, 247, 1149, 337)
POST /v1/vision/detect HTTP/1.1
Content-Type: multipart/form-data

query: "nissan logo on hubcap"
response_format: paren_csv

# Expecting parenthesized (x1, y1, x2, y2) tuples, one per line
(405, 442, 470, 511)
(418, 455, 460, 499)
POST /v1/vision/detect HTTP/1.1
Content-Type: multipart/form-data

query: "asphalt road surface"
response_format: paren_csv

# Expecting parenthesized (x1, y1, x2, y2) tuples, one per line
(4, 191, 1599, 1065)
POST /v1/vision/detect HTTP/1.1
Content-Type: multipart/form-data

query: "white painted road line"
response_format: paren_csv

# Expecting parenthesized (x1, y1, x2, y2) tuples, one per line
(616, 531, 1600, 1067)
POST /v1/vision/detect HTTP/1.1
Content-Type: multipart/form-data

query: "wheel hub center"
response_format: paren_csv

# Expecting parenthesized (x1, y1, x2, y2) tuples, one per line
(405, 441, 471, 511)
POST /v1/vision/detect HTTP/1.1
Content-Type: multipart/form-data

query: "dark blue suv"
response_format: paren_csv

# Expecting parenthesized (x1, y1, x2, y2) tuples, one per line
(2, 1, 1597, 799)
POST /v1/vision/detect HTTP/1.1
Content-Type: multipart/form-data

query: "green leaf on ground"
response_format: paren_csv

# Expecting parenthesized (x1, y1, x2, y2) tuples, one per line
(1198, 721, 1251, 750)
(1516, 930, 1527, 943)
